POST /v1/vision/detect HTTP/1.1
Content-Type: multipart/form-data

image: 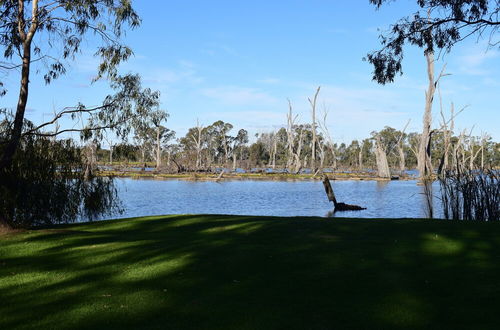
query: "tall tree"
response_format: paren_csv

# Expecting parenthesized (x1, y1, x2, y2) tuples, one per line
(232, 129, 248, 171)
(308, 86, 320, 171)
(367, 0, 499, 84)
(0, 0, 140, 170)
(150, 108, 170, 169)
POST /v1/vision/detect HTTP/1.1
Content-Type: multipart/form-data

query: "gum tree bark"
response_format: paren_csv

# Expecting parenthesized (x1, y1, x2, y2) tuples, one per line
(308, 86, 320, 171)
(418, 52, 447, 178)
(417, 52, 435, 178)
(0, 0, 39, 171)
(374, 134, 391, 178)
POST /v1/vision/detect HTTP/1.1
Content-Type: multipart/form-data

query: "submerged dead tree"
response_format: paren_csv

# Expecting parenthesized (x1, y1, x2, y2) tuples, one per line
(322, 175, 366, 212)
(309, 86, 321, 172)
(374, 134, 391, 178)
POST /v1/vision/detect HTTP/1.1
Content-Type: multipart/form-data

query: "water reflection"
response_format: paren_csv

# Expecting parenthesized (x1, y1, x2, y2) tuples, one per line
(98, 178, 443, 221)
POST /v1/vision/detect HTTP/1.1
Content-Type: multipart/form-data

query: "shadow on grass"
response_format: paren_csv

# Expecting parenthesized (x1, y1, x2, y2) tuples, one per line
(1, 215, 500, 329)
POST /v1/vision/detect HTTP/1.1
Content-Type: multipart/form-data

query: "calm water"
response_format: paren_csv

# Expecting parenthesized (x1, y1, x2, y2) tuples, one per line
(101, 178, 443, 220)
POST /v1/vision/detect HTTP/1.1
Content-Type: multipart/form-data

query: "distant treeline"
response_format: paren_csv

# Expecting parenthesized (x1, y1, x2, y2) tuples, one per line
(89, 120, 500, 174)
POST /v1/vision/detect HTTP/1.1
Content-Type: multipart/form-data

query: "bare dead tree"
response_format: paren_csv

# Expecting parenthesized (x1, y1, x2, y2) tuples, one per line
(294, 127, 304, 174)
(286, 99, 299, 171)
(191, 120, 204, 170)
(317, 136, 326, 174)
(322, 175, 366, 211)
(358, 141, 363, 171)
(417, 52, 448, 179)
(308, 86, 321, 172)
(318, 105, 337, 170)
(437, 101, 466, 174)
(374, 134, 391, 178)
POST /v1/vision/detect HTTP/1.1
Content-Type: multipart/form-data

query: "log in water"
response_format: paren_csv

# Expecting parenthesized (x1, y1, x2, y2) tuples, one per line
(322, 175, 366, 212)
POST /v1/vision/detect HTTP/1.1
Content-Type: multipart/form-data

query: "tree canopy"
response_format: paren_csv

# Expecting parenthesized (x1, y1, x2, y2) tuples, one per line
(0, 0, 141, 170)
(367, 0, 500, 84)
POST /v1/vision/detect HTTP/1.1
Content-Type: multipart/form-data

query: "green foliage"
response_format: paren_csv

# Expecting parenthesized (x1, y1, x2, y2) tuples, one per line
(249, 141, 269, 166)
(367, 0, 499, 83)
(0, 0, 141, 91)
(0, 133, 120, 228)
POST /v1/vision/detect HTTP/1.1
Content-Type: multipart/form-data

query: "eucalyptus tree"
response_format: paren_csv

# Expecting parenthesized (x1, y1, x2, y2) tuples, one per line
(0, 0, 141, 171)
(231, 129, 248, 170)
(207, 120, 234, 166)
(149, 108, 172, 169)
(367, 0, 499, 84)
(179, 126, 203, 170)
(360, 138, 375, 169)
(308, 86, 320, 171)
(249, 141, 269, 167)
(371, 130, 391, 178)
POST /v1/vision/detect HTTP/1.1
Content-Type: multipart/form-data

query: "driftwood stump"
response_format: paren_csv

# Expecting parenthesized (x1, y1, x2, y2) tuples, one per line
(322, 175, 366, 212)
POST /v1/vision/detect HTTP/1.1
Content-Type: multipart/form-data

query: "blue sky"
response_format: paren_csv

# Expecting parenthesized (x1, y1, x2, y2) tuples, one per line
(2, 0, 499, 144)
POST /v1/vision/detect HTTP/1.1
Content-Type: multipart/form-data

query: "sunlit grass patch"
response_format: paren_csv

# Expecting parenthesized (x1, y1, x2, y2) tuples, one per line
(1, 215, 500, 329)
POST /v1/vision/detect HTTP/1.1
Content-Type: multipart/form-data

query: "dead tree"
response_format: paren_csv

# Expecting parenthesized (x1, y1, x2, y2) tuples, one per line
(318, 105, 337, 170)
(308, 86, 321, 172)
(438, 101, 454, 175)
(322, 175, 366, 212)
(374, 134, 391, 178)
(395, 120, 411, 174)
(286, 100, 298, 171)
(286, 100, 304, 174)
(358, 141, 364, 171)
(417, 52, 448, 178)
(293, 127, 304, 174)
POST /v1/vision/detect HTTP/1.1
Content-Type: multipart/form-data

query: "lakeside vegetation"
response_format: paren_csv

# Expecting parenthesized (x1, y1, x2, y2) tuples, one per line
(96, 167, 408, 181)
(0, 1, 499, 329)
(91, 123, 500, 178)
(2, 214, 500, 329)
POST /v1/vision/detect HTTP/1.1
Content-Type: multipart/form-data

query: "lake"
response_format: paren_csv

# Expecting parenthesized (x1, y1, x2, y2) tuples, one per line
(100, 178, 443, 220)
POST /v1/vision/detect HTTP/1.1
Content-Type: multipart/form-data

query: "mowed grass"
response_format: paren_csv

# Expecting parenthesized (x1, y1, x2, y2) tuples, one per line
(1, 215, 500, 329)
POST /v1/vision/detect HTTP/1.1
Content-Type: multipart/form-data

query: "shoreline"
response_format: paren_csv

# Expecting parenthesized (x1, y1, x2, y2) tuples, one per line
(96, 170, 415, 181)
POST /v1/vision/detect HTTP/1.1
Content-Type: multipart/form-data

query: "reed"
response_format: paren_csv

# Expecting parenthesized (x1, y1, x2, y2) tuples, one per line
(438, 169, 500, 221)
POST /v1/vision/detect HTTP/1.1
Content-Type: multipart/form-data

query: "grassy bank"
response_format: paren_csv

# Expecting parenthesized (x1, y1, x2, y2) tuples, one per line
(97, 170, 401, 181)
(1, 215, 500, 329)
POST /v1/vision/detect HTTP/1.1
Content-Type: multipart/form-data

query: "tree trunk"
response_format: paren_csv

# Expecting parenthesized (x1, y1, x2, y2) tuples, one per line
(286, 102, 295, 171)
(358, 142, 363, 171)
(109, 145, 113, 165)
(0, 44, 32, 171)
(397, 144, 405, 173)
(418, 51, 437, 178)
(156, 127, 161, 169)
(330, 147, 337, 170)
(375, 135, 390, 178)
(0, 0, 39, 171)
(309, 86, 320, 171)
(322, 175, 338, 205)
(322, 175, 366, 211)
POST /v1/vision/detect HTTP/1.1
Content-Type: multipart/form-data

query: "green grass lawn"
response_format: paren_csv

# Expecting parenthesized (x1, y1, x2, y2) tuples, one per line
(1, 215, 500, 329)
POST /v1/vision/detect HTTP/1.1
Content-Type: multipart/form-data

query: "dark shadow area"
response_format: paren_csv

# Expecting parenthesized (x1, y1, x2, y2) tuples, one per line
(1, 215, 500, 329)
